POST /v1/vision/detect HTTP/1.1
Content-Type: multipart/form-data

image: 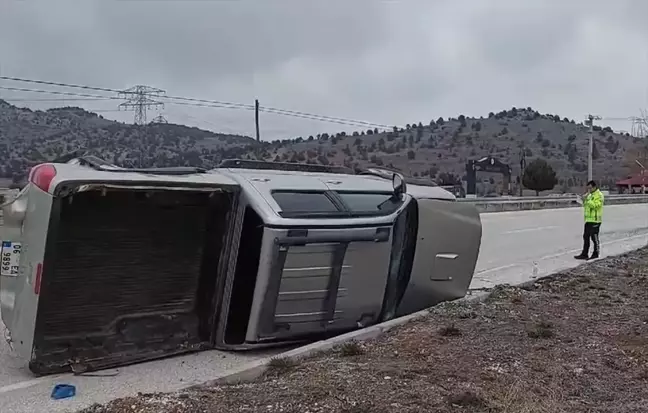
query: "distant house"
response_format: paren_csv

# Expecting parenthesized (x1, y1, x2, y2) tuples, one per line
(616, 171, 648, 193)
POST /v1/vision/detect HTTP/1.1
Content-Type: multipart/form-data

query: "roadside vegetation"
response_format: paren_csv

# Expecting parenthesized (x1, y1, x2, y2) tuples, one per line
(80, 247, 648, 413)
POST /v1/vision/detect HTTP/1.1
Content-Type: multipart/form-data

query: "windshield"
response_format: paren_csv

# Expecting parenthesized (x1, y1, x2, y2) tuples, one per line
(272, 191, 339, 215)
(336, 192, 402, 215)
(271, 190, 404, 218)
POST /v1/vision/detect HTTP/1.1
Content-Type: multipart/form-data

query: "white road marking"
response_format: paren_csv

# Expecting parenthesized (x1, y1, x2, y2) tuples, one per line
(474, 232, 648, 277)
(475, 263, 517, 275)
(502, 225, 558, 234)
(0, 377, 56, 394)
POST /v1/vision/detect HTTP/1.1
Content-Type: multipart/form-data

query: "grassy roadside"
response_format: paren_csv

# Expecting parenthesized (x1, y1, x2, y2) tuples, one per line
(80, 246, 648, 413)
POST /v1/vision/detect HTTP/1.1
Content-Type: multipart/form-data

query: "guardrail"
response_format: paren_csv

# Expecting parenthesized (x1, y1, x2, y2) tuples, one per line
(458, 193, 646, 203)
(464, 194, 648, 213)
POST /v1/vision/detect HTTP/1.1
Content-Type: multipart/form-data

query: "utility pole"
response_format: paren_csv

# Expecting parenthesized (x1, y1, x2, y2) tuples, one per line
(254, 99, 260, 143)
(519, 146, 526, 197)
(585, 114, 601, 182)
(254, 99, 261, 159)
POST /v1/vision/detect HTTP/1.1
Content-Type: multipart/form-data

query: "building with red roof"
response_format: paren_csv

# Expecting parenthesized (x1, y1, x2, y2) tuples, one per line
(616, 170, 648, 193)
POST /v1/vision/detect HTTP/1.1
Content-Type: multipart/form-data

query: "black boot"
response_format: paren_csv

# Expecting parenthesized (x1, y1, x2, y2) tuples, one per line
(589, 232, 600, 260)
(577, 231, 590, 260)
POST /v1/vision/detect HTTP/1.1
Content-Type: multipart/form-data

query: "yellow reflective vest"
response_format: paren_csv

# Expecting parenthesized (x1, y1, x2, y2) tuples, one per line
(584, 189, 604, 223)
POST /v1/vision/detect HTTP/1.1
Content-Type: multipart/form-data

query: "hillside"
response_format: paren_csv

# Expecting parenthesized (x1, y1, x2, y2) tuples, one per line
(0, 100, 255, 184)
(1, 101, 646, 193)
(255, 108, 648, 193)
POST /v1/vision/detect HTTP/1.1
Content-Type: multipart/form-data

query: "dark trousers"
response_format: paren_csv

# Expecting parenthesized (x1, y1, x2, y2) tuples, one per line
(581, 222, 601, 256)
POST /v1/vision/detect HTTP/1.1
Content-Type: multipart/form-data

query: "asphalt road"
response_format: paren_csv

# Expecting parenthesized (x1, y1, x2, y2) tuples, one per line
(473, 204, 648, 289)
(1, 204, 647, 413)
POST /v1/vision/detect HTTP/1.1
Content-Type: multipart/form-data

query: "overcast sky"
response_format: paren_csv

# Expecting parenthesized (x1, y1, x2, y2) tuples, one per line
(1, 0, 647, 140)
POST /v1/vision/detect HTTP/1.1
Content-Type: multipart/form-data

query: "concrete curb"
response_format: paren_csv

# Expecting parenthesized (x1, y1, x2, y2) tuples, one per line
(193, 248, 644, 390)
(198, 259, 612, 388)
(199, 290, 494, 387)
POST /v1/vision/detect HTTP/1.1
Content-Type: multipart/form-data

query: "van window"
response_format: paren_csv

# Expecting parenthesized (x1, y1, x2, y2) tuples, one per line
(337, 192, 403, 215)
(272, 191, 339, 214)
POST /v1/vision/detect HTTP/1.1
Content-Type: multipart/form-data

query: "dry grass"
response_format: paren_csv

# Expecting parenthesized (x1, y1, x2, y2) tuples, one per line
(265, 356, 298, 376)
(438, 323, 462, 337)
(79, 247, 648, 413)
(527, 320, 554, 338)
(487, 378, 567, 413)
(337, 340, 365, 357)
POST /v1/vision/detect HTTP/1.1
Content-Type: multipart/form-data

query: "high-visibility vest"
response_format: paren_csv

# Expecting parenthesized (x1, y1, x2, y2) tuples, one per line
(584, 189, 604, 223)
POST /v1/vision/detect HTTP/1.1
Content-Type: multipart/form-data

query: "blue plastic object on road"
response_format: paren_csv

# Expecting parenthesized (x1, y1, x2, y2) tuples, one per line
(51, 384, 76, 400)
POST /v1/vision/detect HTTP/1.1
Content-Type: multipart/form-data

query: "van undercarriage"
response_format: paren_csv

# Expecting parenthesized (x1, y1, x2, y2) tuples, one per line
(31, 185, 239, 375)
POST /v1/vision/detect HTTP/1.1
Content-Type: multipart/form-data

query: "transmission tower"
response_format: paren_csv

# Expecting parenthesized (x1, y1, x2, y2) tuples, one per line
(118, 85, 166, 125)
(150, 113, 168, 124)
(631, 109, 648, 138)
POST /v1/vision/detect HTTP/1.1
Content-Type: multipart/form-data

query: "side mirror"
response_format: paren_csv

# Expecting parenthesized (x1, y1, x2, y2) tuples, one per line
(392, 173, 407, 198)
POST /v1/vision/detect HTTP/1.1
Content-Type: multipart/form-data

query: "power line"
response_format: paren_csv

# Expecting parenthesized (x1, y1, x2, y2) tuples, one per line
(0, 85, 249, 112)
(0, 75, 251, 110)
(3, 77, 644, 136)
(0, 75, 118, 94)
(602, 116, 637, 121)
(0, 97, 113, 102)
(0, 85, 121, 101)
(168, 99, 390, 128)
(0, 75, 394, 129)
(169, 108, 254, 136)
(0, 84, 392, 129)
(151, 92, 393, 128)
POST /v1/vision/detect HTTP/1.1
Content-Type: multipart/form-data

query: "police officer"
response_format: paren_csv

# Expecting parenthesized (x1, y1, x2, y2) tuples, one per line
(574, 180, 604, 260)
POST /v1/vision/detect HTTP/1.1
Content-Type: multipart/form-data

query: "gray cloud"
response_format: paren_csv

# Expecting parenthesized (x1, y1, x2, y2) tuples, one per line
(468, 3, 581, 72)
(93, 1, 388, 80)
(0, 0, 647, 139)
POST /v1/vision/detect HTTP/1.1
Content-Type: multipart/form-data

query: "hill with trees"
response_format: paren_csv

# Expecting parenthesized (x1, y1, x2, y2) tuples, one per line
(0, 100, 254, 185)
(1, 101, 646, 193)
(256, 108, 647, 193)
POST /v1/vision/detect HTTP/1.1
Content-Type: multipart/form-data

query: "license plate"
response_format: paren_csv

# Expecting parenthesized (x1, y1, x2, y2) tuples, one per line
(1, 241, 21, 277)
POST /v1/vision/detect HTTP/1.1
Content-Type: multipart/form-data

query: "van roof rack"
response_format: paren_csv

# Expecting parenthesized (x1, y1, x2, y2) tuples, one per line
(52, 154, 437, 182)
(51, 152, 207, 176)
(218, 159, 354, 174)
(79, 155, 207, 175)
(359, 167, 438, 187)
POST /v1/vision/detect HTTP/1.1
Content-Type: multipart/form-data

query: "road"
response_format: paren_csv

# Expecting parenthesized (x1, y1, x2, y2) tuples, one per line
(473, 204, 648, 289)
(1, 204, 647, 413)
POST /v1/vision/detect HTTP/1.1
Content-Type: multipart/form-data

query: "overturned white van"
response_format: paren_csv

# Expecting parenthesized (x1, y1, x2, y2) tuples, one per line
(0, 156, 481, 375)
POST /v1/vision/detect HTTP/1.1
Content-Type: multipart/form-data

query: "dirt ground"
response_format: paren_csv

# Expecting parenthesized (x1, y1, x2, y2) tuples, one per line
(79, 247, 648, 413)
